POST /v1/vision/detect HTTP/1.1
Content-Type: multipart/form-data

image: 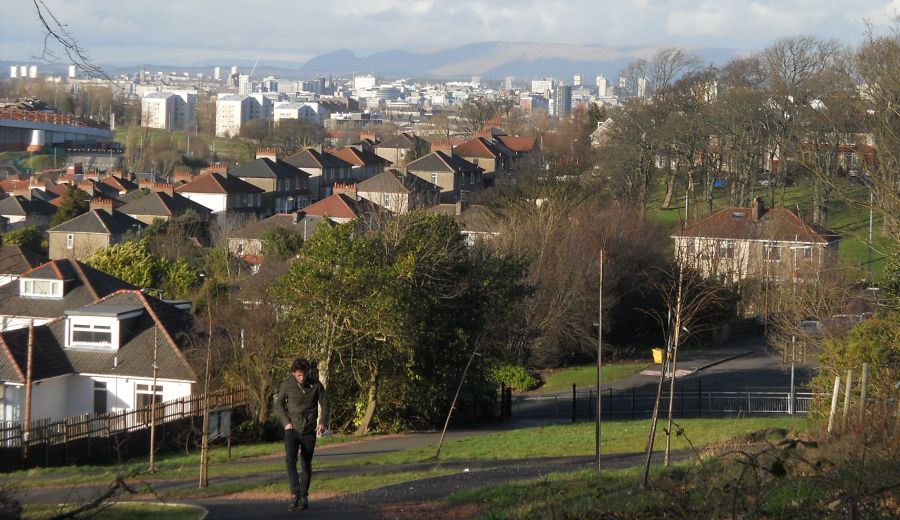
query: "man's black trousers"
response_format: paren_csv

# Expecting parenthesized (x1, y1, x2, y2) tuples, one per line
(284, 429, 317, 498)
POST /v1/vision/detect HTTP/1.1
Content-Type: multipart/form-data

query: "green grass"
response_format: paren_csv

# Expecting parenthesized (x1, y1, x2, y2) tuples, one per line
(13, 418, 810, 491)
(14, 434, 355, 488)
(114, 127, 248, 162)
(315, 417, 810, 469)
(535, 362, 646, 393)
(23, 502, 203, 520)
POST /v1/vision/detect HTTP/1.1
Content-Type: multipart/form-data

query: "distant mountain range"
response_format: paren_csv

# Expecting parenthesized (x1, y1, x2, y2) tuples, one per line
(298, 42, 739, 80)
(3, 42, 742, 82)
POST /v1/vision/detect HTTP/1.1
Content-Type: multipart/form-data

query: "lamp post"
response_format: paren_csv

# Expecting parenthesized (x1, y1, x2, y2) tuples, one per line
(595, 250, 604, 473)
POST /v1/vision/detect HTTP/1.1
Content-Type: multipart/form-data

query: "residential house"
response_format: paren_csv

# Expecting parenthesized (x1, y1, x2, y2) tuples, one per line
(174, 171, 265, 221)
(429, 203, 500, 246)
(0, 195, 57, 227)
(228, 213, 333, 267)
(671, 198, 840, 283)
(118, 191, 213, 225)
(0, 290, 196, 423)
(452, 136, 514, 176)
(297, 193, 381, 224)
(494, 135, 540, 169)
(283, 148, 353, 200)
(329, 147, 392, 181)
(356, 169, 440, 214)
(0, 258, 135, 331)
(231, 149, 311, 215)
(374, 133, 430, 167)
(405, 151, 483, 203)
(47, 207, 146, 260)
(590, 118, 614, 148)
(100, 176, 139, 196)
(0, 245, 41, 287)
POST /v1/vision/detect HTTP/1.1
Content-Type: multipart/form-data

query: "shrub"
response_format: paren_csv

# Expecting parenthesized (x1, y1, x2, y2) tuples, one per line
(488, 363, 541, 391)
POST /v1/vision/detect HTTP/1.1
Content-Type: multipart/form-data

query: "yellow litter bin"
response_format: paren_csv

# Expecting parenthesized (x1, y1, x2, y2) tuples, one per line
(652, 348, 673, 364)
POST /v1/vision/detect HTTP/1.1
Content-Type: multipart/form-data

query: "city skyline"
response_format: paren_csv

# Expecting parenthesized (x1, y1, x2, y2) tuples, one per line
(2, 0, 899, 67)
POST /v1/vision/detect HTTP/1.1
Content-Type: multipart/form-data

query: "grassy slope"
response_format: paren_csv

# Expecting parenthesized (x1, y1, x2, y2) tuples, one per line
(23, 502, 203, 520)
(113, 127, 248, 163)
(535, 362, 646, 393)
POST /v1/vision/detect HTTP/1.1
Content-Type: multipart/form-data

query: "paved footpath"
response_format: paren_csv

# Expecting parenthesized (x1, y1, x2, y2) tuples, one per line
(196, 451, 684, 519)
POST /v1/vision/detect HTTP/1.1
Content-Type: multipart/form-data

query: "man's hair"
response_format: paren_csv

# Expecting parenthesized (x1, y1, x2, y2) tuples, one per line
(291, 357, 311, 373)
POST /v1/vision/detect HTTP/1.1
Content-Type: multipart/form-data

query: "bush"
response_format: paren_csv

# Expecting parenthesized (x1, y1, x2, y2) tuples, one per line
(488, 363, 541, 391)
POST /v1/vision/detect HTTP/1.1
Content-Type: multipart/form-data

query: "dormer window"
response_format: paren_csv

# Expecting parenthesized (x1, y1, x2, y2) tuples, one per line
(64, 304, 143, 351)
(20, 279, 63, 299)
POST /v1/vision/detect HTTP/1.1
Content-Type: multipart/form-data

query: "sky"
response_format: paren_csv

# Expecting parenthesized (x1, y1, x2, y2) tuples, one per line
(2, 0, 900, 67)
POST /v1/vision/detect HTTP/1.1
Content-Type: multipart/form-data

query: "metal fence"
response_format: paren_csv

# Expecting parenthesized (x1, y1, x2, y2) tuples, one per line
(509, 386, 816, 421)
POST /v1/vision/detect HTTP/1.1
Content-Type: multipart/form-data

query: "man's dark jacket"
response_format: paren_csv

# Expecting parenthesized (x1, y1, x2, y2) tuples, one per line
(274, 377, 329, 434)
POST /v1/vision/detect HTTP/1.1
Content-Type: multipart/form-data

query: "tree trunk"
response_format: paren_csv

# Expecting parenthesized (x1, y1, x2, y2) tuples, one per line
(664, 264, 685, 467)
(355, 364, 380, 436)
(662, 167, 677, 209)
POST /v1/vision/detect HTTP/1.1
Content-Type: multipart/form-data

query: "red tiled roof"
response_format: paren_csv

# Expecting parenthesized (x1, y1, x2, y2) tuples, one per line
(675, 206, 839, 244)
(453, 137, 501, 159)
(299, 193, 370, 220)
(175, 171, 263, 195)
(330, 147, 392, 167)
(495, 135, 537, 153)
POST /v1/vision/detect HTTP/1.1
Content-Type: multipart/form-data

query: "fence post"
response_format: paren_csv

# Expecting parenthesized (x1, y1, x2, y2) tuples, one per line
(858, 363, 869, 421)
(842, 369, 854, 430)
(631, 387, 635, 419)
(697, 380, 702, 418)
(827, 376, 841, 435)
(572, 384, 576, 423)
(607, 388, 613, 420)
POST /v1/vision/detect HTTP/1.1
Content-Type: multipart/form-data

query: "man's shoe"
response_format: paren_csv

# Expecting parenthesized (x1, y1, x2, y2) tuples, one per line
(299, 497, 309, 510)
(288, 496, 301, 511)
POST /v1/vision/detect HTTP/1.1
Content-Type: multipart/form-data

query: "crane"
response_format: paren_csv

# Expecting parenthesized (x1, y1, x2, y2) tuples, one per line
(248, 55, 261, 81)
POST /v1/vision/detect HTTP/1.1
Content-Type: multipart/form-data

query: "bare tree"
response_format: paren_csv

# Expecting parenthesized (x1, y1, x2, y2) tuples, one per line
(32, 0, 109, 79)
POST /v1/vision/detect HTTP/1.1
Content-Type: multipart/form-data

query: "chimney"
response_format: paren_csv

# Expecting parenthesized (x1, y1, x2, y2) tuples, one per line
(152, 182, 174, 196)
(174, 171, 194, 184)
(431, 139, 454, 155)
(359, 130, 377, 143)
(138, 178, 154, 190)
(751, 197, 765, 221)
(200, 163, 228, 175)
(474, 129, 493, 140)
(332, 182, 357, 199)
(256, 147, 278, 161)
(89, 196, 118, 213)
(77, 180, 95, 195)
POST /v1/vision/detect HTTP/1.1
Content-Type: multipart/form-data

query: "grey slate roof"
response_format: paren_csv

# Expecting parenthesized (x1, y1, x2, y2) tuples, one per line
(0, 259, 137, 321)
(119, 191, 212, 218)
(357, 170, 439, 194)
(48, 209, 146, 235)
(0, 290, 197, 383)
(406, 151, 481, 174)
(231, 158, 310, 180)
(0, 245, 41, 275)
(377, 132, 425, 150)
(284, 149, 352, 170)
(0, 195, 57, 217)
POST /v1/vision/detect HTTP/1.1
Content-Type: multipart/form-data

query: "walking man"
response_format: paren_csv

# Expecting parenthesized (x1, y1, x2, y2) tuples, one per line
(275, 357, 329, 511)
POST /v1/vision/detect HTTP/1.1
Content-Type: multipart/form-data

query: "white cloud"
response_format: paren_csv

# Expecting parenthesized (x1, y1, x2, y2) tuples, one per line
(1, 0, 898, 66)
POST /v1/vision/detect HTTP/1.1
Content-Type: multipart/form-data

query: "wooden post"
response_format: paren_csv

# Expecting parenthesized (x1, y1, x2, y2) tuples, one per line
(841, 369, 853, 430)
(572, 384, 576, 423)
(23, 320, 35, 461)
(858, 363, 869, 420)
(149, 323, 159, 473)
(827, 376, 841, 435)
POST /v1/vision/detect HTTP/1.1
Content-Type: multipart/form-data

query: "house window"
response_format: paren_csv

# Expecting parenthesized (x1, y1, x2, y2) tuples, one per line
(66, 233, 74, 249)
(803, 246, 812, 260)
(470, 172, 475, 185)
(431, 173, 438, 186)
(236, 240, 244, 255)
(763, 243, 782, 262)
(22, 279, 61, 298)
(93, 381, 107, 414)
(716, 241, 735, 259)
(71, 323, 113, 346)
(135, 384, 164, 423)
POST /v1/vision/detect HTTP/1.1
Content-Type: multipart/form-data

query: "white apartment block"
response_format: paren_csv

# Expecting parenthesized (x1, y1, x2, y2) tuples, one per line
(141, 91, 197, 131)
(531, 78, 554, 95)
(353, 75, 376, 91)
(274, 102, 323, 125)
(215, 93, 273, 137)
